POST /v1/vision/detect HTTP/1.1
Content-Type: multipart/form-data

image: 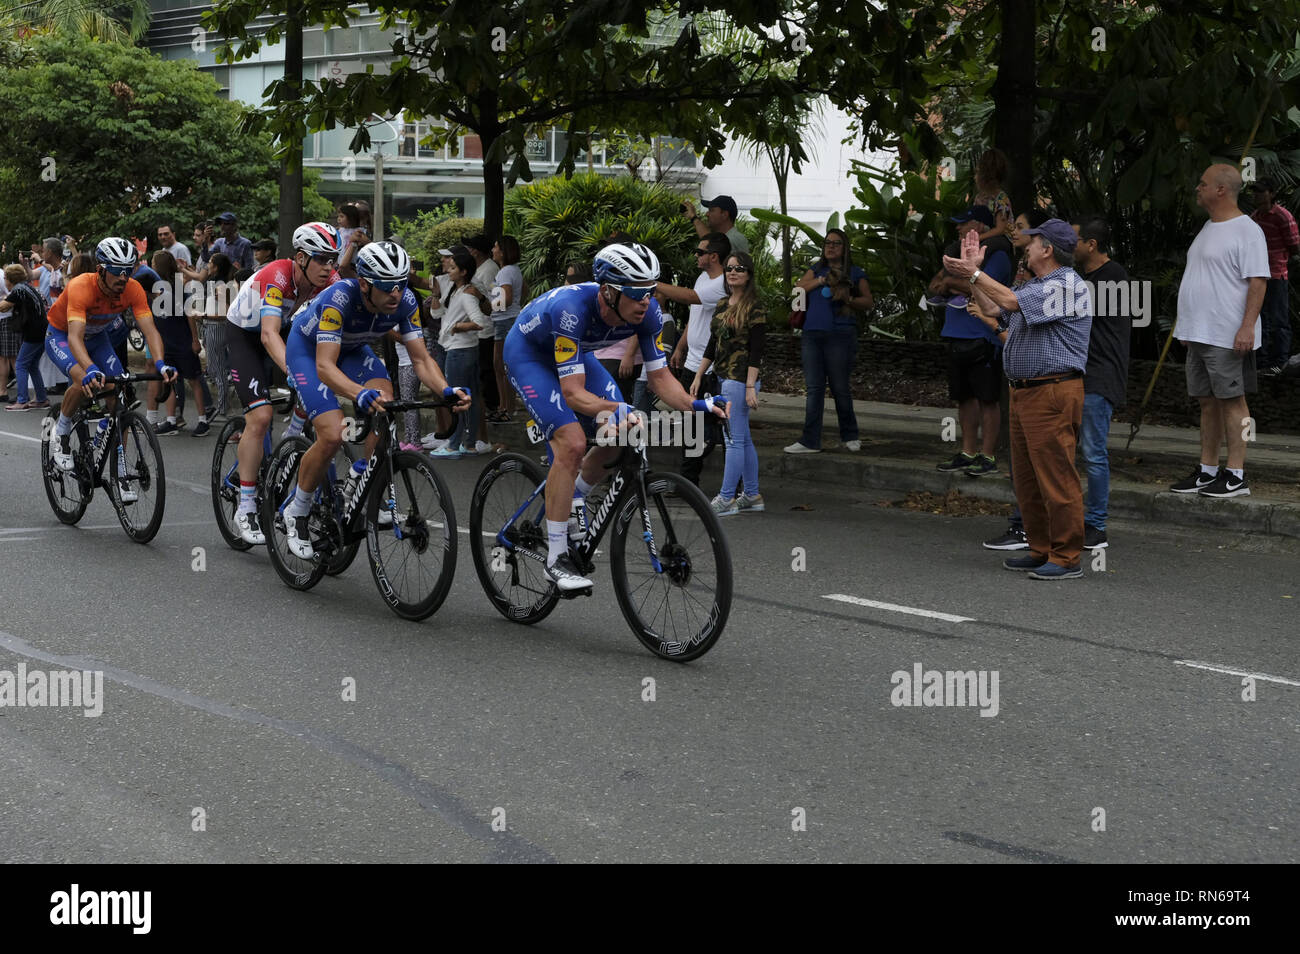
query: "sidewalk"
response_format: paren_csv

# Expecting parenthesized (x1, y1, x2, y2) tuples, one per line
(739, 393, 1300, 540)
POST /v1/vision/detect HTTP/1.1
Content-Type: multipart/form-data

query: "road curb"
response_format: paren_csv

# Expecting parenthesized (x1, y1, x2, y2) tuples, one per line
(761, 451, 1300, 540)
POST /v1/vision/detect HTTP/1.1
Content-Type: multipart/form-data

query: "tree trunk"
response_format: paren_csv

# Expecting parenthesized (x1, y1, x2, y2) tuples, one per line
(776, 158, 791, 287)
(477, 89, 504, 239)
(992, 0, 1036, 217)
(277, 2, 304, 253)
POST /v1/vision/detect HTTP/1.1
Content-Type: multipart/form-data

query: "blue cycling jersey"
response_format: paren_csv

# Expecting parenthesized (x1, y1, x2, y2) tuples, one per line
(291, 279, 422, 351)
(510, 282, 668, 378)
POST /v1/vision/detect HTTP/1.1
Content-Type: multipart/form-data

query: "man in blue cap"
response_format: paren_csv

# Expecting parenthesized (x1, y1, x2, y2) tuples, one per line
(201, 212, 254, 270)
(682, 194, 749, 255)
(945, 218, 1092, 580)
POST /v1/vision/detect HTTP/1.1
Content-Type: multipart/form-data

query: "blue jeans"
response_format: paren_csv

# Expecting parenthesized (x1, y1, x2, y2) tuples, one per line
(632, 377, 655, 413)
(719, 378, 760, 499)
(798, 327, 859, 448)
(1260, 277, 1291, 367)
(444, 346, 479, 450)
(1079, 392, 1113, 530)
(15, 340, 46, 403)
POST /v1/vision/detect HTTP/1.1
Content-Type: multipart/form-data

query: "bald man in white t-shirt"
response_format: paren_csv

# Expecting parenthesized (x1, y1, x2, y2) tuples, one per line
(1169, 163, 1269, 499)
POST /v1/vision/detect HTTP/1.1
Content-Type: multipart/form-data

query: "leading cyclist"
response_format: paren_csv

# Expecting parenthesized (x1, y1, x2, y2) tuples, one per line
(503, 242, 728, 592)
(279, 241, 470, 559)
(44, 238, 178, 490)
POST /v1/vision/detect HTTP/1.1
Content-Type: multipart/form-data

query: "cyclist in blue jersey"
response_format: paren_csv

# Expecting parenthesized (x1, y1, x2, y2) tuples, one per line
(503, 242, 729, 591)
(279, 241, 470, 558)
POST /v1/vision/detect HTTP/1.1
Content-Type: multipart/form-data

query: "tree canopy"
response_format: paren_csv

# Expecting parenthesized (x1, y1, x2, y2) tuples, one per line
(0, 33, 332, 252)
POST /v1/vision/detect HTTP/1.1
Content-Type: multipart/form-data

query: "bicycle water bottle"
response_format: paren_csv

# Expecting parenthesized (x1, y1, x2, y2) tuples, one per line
(92, 418, 110, 454)
(342, 459, 367, 497)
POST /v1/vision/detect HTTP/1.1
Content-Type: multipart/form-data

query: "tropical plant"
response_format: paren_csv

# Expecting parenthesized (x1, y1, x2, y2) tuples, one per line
(416, 217, 485, 269)
(389, 202, 459, 259)
(0, 0, 150, 43)
(503, 173, 697, 296)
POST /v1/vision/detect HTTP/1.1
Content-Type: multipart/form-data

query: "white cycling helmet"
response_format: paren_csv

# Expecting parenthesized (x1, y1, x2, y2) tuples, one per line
(593, 242, 660, 285)
(355, 241, 410, 283)
(292, 222, 340, 256)
(95, 237, 137, 271)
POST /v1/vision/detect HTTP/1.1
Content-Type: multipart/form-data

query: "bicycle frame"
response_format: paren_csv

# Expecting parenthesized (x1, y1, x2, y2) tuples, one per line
(496, 441, 664, 576)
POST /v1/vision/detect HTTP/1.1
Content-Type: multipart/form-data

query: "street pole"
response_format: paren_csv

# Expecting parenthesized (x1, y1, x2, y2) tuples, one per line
(373, 152, 384, 241)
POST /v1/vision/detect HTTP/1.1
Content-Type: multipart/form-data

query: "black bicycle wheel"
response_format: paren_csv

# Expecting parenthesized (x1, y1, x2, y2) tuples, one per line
(211, 416, 252, 551)
(468, 452, 560, 626)
(110, 410, 166, 544)
(40, 409, 90, 525)
(261, 436, 329, 591)
(365, 451, 457, 621)
(609, 471, 732, 662)
(323, 441, 361, 576)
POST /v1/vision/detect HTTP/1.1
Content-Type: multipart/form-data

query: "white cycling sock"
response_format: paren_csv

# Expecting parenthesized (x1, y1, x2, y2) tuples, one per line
(546, 519, 568, 566)
(238, 482, 257, 515)
(55, 413, 73, 437)
(284, 408, 307, 438)
(575, 474, 595, 497)
(286, 485, 314, 518)
(146, 409, 159, 425)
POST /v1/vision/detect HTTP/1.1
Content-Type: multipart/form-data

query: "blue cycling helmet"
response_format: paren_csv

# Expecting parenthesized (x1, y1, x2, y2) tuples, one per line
(355, 241, 409, 283)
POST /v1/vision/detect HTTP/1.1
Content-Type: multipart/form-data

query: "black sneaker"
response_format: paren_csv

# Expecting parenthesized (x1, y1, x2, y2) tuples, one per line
(1084, 525, 1108, 549)
(1169, 466, 1217, 493)
(154, 421, 179, 436)
(964, 454, 998, 477)
(192, 420, 211, 437)
(983, 527, 1028, 550)
(1198, 470, 1249, 498)
(938, 452, 976, 473)
(546, 553, 593, 592)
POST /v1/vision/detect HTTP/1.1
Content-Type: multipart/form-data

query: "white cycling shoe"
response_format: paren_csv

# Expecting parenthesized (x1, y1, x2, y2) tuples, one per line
(236, 510, 266, 545)
(546, 554, 593, 592)
(285, 513, 315, 559)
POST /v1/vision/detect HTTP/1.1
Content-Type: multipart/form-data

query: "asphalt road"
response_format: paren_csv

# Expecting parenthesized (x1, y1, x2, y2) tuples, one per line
(1, 410, 1296, 863)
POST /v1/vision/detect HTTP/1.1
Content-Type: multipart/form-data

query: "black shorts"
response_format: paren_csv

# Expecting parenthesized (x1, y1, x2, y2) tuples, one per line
(163, 345, 202, 381)
(946, 339, 1002, 404)
(226, 324, 276, 410)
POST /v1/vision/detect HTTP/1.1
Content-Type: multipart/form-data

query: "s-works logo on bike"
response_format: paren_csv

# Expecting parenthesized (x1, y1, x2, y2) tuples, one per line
(50, 885, 151, 934)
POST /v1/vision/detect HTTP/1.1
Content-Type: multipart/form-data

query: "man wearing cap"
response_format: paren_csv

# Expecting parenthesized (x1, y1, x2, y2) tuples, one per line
(251, 238, 277, 267)
(684, 195, 749, 255)
(945, 218, 1093, 580)
(929, 206, 1013, 477)
(202, 212, 254, 270)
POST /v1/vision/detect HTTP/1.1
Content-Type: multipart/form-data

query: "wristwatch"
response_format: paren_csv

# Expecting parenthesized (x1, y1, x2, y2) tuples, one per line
(969, 268, 982, 285)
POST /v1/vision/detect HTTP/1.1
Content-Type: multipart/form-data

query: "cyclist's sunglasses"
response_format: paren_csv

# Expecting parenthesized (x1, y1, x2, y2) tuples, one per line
(609, 283, 656, 301)
(100, 264, 133, 277)
(367, 278, 407, 292)
(310, 254, 338, 267)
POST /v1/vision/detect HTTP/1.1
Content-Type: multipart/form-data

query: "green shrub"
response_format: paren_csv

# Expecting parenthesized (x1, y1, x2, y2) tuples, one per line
(503, 172, 699, 295)
(419, 217, 485, 268)
(390, 202, 458, 262)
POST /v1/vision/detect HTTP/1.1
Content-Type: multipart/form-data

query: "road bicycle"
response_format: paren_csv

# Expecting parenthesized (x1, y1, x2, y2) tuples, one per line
(210, 396, 357, 574)
(262, 398, 457, 620)
(40, 372, 168, 544)
(469, 422, 733, 662)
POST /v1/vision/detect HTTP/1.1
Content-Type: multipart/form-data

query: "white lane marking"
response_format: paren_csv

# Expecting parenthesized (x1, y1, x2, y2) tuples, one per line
(1175, 660, 1300, 688)
(0, 429, 40, 443)
(0, 428, 208, 494)
(823, 593, 974, 623)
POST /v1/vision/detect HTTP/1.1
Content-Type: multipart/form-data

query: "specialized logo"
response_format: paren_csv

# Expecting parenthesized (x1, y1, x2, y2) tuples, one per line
(553, 335, 578, 363)
(319, 307, 342, 333)
(264, 284, 284, 308)
(558, 310, 579, 333)
(550, 389, 563, 409)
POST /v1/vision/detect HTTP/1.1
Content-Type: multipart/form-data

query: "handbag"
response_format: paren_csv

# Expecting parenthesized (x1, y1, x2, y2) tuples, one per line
(787, 309, 806, 329)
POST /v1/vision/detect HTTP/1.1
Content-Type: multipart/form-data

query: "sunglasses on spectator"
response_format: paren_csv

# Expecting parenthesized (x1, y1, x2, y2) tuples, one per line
(609, 283, 656, 301)
(724, 265, 750, 273)
(695, 248, 712, 256)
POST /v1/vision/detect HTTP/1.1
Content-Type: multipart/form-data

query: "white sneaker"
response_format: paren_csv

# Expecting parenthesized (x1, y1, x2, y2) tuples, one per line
(285, 513, 314, 559)
(844, 440, 862, 452)
(376, 486, 396, 526)
(473, 440, 492, 455)
(235, 510, 265, 545)
(784, 442, 820, 455)
(420, 432, 448, 450)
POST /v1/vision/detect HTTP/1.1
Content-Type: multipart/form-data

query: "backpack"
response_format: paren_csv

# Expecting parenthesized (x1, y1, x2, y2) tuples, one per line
(11, 283, 48, 339)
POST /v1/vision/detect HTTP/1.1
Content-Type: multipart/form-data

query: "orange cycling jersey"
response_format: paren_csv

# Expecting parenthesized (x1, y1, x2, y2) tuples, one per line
(47, 272, 152, 336)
